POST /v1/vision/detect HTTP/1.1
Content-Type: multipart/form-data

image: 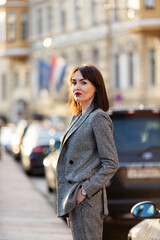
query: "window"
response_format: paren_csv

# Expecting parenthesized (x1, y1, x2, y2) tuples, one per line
(36, 8, 42, 35)
(128, 52, 134, 87)
(7, 10, 16, 41)
(150, 49, 156, 85)
(112, 114, 160, 152)
(115, 54, 120, 88)
(75, 0, 82, 29)
(60, 0, 67, 30)
(92, 48, 99, 65)
(144, 0, 155, 8)
(1, 74, 7, 100)
(59, 0, 68, 31)
(46, 6, 52, 32)
(91, 0, 98, 25)
(25, 71, 29, 86)
(114, 0, 119, 21)
(14, 72, 19, 88)
(75, 50, 83, 66)
(0, 11, 6, 42)
(21, 11, 28, 40)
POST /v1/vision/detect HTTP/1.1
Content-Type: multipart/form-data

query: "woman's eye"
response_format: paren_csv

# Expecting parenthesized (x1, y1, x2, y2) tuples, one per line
(81, 81, 87, 85)
(72, 81, 77, 85)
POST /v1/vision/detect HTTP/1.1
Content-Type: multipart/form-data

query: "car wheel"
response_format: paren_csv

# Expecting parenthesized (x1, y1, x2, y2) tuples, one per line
(48, 185, 54, 193)
(25, 169, 31, 176)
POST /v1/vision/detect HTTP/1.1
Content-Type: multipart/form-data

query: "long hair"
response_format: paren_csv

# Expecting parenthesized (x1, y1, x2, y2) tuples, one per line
(68, 64, 109, 115)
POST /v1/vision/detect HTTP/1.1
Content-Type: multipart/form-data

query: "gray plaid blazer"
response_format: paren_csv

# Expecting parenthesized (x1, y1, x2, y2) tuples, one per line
(56, 104, 119, 217)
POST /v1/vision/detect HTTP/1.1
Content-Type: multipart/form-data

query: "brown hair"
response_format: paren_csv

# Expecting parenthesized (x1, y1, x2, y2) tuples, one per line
(68, 64, 109, 115)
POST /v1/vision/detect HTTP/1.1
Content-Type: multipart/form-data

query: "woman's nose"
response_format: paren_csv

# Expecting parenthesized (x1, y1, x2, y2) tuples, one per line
(75, 82, 80, 90)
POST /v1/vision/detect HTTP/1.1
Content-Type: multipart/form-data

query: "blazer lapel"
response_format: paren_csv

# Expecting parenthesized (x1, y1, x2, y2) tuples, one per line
(60, 104, 94, 151)
(60, 113, 82, 148)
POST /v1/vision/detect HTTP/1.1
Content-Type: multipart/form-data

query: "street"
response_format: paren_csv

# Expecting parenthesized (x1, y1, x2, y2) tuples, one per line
(28, 174, 139, 240)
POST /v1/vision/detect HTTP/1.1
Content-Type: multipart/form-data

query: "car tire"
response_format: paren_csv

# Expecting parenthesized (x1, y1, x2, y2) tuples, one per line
(25, 169, 31, 176)
(48, 185, 54, 193)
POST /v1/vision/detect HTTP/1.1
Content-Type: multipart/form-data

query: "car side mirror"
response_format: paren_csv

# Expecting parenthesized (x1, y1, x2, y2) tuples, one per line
(131, 201, 160, 219)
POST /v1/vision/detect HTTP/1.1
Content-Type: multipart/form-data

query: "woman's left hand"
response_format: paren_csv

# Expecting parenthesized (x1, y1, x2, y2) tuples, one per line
(76, 188, 86, 204)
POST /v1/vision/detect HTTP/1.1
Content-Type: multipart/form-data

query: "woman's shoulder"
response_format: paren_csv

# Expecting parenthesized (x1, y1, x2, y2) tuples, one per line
(90, 108, 111, 120)
(90, 108, 113, 130)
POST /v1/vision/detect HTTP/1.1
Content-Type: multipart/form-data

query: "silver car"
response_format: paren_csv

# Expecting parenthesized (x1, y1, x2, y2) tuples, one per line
(128, 201, 160, 240)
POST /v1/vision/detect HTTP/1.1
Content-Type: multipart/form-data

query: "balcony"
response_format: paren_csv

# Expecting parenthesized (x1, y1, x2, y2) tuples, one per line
(126, 0, 160, 36)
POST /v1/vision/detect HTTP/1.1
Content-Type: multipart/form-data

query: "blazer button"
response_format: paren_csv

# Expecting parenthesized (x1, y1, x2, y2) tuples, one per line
(69, 160, 74, 164)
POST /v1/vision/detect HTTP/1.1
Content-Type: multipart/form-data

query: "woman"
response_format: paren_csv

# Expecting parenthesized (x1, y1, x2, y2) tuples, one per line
(56, 64, 119, 240)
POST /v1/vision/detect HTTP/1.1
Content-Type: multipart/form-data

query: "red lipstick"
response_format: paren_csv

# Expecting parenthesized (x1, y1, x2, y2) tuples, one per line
(75, 92, 82, 97)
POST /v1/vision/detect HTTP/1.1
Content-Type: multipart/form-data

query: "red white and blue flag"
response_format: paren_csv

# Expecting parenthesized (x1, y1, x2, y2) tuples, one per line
(50, 56, 67, 92)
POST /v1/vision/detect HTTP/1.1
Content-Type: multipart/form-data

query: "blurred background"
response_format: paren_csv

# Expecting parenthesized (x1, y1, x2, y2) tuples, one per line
(0, 1, 160, 239)
(0, 0, 159, 124)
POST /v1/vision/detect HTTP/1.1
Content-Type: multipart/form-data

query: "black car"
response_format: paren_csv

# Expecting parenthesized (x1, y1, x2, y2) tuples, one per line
(107, 107, 160, 218)
(21, 123, 63, 175)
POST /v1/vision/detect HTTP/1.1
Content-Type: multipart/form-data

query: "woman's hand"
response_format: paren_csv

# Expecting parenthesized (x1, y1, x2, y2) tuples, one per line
(76, 188, 86, 204)
(67, 217, 71, 227)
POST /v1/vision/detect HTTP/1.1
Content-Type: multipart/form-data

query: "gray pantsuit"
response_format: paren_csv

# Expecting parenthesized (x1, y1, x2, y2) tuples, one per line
(56, 104, 119, 239)
(69, 189, 104, 240)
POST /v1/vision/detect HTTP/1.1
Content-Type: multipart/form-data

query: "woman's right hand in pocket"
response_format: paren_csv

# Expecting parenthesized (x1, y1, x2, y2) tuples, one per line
(67, 217, 71, 227)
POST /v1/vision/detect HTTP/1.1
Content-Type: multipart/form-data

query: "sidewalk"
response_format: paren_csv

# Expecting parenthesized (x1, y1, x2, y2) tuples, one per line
(0, 153, 72, 240)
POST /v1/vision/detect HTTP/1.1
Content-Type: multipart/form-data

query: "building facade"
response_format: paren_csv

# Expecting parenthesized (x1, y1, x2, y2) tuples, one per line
(0, 0, 160, 123)
(28, 0, 109, 119)
(0, 0, 30, 123)
(107, 0, 160, 107)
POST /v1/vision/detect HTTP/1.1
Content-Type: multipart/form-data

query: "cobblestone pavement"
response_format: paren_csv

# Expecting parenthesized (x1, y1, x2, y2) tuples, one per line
(0, 153, 72, 240)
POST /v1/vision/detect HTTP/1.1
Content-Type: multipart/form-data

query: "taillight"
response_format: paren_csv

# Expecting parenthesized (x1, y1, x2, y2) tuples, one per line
(32, 146, 46, 153)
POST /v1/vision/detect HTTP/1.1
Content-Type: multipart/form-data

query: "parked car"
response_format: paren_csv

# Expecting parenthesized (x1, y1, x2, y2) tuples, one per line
(128, 201, 160, 240)
(43, 132, 64, 192)
(11, 119, 28, 160)
(0, 124, 15, 153)
(21, 123, 63, 175)
(107, 107, 160, 218)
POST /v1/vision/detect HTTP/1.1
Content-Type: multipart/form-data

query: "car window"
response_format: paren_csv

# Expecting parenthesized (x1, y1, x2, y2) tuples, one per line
(112, 115, 160, 152)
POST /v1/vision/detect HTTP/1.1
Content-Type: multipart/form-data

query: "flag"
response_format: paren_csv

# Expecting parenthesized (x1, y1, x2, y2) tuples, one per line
(50, 56, 67, 92)
(38, 59, 50, 91)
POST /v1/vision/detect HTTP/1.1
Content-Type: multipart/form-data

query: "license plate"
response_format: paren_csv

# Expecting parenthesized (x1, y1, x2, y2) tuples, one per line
(127, 168, 160, 179)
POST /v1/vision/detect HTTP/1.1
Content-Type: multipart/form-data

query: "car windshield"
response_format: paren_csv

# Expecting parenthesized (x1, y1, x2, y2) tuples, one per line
(112, 114, 160, 152)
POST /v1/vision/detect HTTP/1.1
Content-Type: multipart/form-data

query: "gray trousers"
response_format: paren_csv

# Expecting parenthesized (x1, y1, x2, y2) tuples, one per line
(69, 190, 104, 240)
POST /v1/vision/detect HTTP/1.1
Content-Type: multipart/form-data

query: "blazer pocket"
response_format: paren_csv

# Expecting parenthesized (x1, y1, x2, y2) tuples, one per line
(86, 189, 102, 207)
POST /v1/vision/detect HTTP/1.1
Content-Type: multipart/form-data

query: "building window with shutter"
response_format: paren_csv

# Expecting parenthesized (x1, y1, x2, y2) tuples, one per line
(7, 10, 16, 42)
(21, 11, 28, 40)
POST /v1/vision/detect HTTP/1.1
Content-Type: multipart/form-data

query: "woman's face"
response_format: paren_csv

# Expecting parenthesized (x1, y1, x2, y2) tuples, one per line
(71, 70, 96, 106)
